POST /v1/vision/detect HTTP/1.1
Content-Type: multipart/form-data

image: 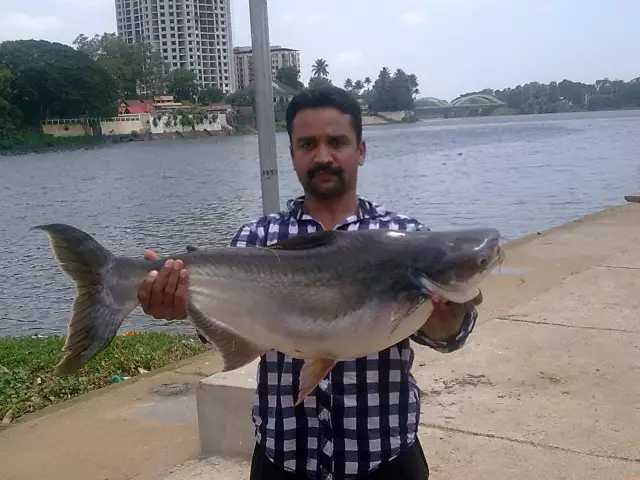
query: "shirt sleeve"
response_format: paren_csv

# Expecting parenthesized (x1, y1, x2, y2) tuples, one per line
(228, 221, 263, 248)
(407, 218, 478, 352)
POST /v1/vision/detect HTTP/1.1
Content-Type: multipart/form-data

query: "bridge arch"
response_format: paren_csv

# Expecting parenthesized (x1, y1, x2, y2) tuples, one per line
(449, 94, 504, 107)
(415, 97, 451, 107)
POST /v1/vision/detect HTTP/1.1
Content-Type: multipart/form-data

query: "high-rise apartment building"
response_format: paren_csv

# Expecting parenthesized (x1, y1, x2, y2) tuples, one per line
(115, 0, 235, 94)
(233, 45, 301, 90)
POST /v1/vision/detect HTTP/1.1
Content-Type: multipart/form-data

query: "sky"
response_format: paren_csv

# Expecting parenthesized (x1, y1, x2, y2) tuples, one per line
(0, 0, 639, 100)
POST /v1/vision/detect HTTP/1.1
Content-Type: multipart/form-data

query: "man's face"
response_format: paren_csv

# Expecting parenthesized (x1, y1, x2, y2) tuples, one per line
(289, 106, 366, 200)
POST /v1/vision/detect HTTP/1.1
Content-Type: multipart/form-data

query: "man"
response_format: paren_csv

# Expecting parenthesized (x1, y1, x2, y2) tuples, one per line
(138, 85, 482, 479)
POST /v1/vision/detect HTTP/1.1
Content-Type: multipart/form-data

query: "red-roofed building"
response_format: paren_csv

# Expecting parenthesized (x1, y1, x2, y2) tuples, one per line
(118, 99, 154, 115)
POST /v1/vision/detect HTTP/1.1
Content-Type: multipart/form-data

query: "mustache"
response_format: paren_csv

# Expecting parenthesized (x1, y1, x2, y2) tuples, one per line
(306, 164, 345, 180)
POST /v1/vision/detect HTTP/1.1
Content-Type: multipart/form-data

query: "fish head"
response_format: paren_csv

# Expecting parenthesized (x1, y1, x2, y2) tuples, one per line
(407, 228, 504, 304)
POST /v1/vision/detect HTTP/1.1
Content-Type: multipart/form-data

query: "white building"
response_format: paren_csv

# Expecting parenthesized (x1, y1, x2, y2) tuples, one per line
(233, 45, 300, 90)
(115, 0, 235, 94)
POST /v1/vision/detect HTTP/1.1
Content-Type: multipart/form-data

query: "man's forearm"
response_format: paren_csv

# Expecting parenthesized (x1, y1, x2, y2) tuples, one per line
(410, 309, 478, 353)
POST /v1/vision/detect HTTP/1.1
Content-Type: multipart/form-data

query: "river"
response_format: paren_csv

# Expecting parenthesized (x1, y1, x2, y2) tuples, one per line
(1, 109, 639, 337)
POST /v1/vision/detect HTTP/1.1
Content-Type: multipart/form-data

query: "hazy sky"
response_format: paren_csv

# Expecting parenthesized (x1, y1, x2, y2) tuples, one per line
(0, 0, 638, 100)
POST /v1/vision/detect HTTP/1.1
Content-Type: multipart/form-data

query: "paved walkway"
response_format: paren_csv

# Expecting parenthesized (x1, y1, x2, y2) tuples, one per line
(1, 204, 639, 480)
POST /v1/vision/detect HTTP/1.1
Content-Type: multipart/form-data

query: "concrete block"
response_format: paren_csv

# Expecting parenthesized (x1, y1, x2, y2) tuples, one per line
(196, 359, 259, 460)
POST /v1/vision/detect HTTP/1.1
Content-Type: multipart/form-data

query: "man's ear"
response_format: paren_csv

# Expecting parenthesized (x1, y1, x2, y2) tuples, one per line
(358, 140, 366, 166)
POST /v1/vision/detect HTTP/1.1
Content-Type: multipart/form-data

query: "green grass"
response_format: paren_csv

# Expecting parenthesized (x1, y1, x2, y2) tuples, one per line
(0, 332, 206, 423)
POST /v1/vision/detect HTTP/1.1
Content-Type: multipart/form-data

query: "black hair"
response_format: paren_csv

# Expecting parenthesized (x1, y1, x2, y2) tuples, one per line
(285, 85, 363, 144)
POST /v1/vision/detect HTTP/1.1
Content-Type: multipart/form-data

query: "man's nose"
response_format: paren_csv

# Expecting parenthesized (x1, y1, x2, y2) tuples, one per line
(312, 143, 334, 165)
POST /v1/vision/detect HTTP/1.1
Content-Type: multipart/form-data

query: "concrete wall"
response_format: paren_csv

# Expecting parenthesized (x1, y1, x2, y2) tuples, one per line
(100, 114, 150, 136)
(362, 115, 390, 125)
(149, 113, 228, 135)
(377, 110, 409, 122)
(41, 112, 228, 137)
(41, 123, 90, 137)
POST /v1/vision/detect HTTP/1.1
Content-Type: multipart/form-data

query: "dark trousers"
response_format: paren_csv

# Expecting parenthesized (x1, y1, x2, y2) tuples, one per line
(249, 438, 429, 480)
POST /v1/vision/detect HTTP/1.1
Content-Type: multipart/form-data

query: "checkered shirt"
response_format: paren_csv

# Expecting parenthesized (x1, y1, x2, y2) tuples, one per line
(228, 196, 477, 480)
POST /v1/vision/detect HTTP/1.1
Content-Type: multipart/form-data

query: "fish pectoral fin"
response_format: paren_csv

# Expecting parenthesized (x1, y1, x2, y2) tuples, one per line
(267, 230, 341, 251)
(187, 304, 266, 371)
(296, 358, 338, 406)
(389, 292, 427, 335)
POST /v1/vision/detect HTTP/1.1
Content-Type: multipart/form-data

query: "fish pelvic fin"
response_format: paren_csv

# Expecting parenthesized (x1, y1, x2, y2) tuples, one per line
(32, 224, 140, 375)
(188, 304, 266, 371)
(296, 358, 338, 407)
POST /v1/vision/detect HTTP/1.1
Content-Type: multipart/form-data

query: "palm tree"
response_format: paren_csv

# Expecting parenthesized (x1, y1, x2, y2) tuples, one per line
(312, 58, 329, 77)
(353, 80, 364, 93)
(343, 78, 354, 90)
(364, 77, 372, 89)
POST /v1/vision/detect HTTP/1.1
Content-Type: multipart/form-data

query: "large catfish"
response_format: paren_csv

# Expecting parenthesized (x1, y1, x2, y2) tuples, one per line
(33, 223, 504, 405)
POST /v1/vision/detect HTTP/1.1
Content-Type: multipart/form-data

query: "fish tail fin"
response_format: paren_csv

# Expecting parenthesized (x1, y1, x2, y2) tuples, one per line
(33, 223, 142, 375)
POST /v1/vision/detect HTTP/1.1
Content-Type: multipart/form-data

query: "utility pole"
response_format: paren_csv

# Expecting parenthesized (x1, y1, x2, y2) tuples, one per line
(249, 0, 281, 215)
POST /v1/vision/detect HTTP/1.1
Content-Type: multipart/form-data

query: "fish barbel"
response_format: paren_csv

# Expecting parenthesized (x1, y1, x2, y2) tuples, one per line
(33, 223, 505, 405)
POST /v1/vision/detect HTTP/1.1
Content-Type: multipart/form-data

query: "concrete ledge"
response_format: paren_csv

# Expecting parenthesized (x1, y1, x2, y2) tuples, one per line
(196, 359, 259, 459)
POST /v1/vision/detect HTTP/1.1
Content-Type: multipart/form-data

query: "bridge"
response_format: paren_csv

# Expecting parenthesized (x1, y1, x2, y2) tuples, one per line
(414, 94, 506, 118)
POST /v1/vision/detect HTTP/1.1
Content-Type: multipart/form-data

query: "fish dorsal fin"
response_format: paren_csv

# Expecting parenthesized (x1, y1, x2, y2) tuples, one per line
(267, 230, 341, 251)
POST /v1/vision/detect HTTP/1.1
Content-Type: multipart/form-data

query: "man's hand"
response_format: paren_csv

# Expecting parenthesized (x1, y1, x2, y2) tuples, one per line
(420, 291, 483, 342)
(137, 250, 189, 320)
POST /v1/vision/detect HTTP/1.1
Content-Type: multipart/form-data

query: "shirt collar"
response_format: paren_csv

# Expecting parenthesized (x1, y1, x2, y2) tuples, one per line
(284, 195, 388, 223)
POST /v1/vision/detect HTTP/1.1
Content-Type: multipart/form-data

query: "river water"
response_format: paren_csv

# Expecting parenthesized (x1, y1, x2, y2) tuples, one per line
(1, 109, 639, 337)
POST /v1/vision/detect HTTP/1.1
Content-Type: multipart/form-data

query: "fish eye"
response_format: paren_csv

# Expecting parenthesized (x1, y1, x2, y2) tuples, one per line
(478, 256, 488, 267)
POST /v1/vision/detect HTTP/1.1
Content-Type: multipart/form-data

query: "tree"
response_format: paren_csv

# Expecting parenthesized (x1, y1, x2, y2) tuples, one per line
(226, 86, 255, 107)
(165, 69, 199, 102)
(368, 67, 417, 112)
(0, 39, 119, 125)
(199, 86, 225, 104)
(275, 66, 304, 90)
(73, 33, 167, 97)
(312, 58, 329, 77)
(308, 76, 332, 89)
(353, 80, 364, 94)
(0, 66, 21, 148)
(456, 75, 640, 116)
(343, 78, 354, 90)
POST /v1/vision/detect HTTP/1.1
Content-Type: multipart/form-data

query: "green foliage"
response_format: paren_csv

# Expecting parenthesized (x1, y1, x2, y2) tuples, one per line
(308, 61, 418, 112)
(0, 332, 205, 422)
(368, 67, 419, 112)
(458, 77, 640, 115)
(0, 39, 119, 125)
(226, 86, 255, 107)
(308, 76, 332, 89)
(165, 68, 199, 102)
(311, 58, 329, 78)
(199, 86, 225, 104)
(276, 66, 304, 90)
(73, 33, 167, 98)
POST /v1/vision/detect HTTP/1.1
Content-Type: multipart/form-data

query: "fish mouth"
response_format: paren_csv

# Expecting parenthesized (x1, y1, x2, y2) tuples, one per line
(422, 280, 482, 304)
(421, 245, 505, 304)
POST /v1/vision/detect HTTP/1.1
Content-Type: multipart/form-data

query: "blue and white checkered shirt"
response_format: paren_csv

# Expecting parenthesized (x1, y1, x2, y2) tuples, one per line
(228, 196, 477, 479)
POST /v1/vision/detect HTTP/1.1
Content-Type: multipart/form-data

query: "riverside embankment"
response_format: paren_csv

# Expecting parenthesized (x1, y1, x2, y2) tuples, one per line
(0, 202, 638, 480)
